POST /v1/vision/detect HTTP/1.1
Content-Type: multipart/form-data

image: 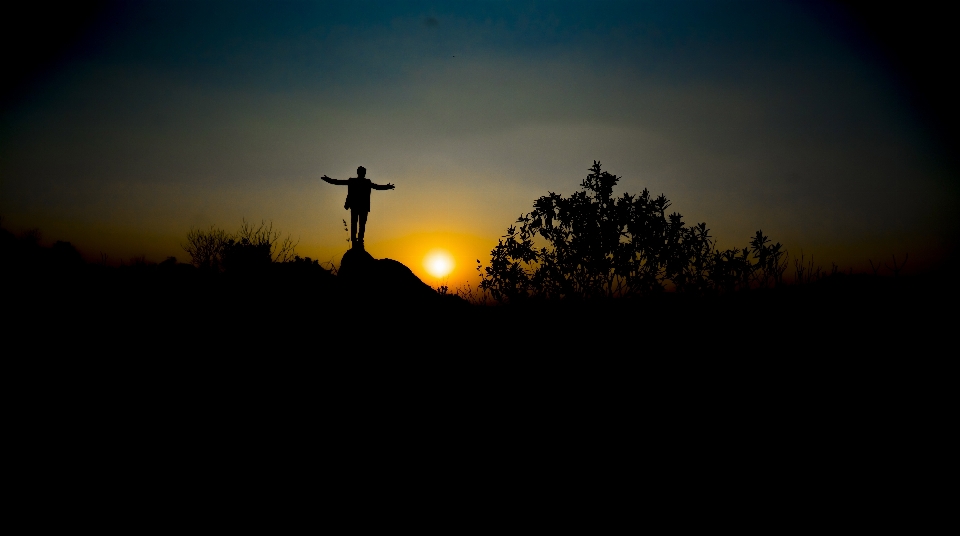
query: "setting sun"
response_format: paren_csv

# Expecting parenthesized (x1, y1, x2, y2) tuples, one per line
(424, 250, 455, 279)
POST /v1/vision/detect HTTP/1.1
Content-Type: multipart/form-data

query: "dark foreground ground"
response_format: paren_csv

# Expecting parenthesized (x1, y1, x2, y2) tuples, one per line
(4, 257, 952, 364)
(3, 257, 953, 524)
(6, 257, 953, 426)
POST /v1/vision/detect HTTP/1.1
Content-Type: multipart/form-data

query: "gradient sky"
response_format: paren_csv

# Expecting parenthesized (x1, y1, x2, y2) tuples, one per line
(2, 0, 956, 286)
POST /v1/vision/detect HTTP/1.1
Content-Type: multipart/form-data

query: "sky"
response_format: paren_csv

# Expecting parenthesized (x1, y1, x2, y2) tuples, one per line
(2, 0, 956, 287)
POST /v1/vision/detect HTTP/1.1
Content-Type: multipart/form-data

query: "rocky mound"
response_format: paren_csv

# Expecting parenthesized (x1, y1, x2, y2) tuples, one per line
(337, 247, 440, 302)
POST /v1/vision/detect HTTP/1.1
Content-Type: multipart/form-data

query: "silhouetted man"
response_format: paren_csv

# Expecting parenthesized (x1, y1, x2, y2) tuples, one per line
(321, 166, 395, 248)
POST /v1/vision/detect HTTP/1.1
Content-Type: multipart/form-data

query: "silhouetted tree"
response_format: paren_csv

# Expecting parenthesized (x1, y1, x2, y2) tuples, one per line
(479, 161, 788, 302)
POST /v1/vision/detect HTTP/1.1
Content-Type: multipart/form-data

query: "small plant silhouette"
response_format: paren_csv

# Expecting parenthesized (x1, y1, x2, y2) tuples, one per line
(793, 250, 823, 285)
(868, 253, 909, 277)
(885, 253, 908, 277)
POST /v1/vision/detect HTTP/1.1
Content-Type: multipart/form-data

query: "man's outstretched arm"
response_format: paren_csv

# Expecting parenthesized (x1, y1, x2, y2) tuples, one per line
(372, 182, 395, 190)
(321, 175, 349, 185)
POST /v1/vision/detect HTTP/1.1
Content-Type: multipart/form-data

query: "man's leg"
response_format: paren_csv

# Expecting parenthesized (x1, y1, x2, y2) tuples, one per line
(358, 212, 368, 243)
(350, 210, 359, 244)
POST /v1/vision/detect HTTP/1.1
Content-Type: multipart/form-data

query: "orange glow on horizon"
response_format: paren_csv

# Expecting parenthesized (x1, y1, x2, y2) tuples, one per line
(365, 232, 494, 289)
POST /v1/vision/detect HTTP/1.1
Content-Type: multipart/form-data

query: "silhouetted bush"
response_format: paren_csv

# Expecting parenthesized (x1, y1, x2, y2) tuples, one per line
(479, 161, 788, 302)
(183, 219, 297, 272)
(182, 225, 228, 271)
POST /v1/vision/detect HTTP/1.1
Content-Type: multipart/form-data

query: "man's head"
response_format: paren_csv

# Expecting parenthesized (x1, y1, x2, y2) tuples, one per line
(357, 166, 366, 177)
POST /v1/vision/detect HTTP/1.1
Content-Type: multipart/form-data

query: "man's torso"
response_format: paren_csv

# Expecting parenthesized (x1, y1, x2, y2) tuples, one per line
(346, 178, 372, 212)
